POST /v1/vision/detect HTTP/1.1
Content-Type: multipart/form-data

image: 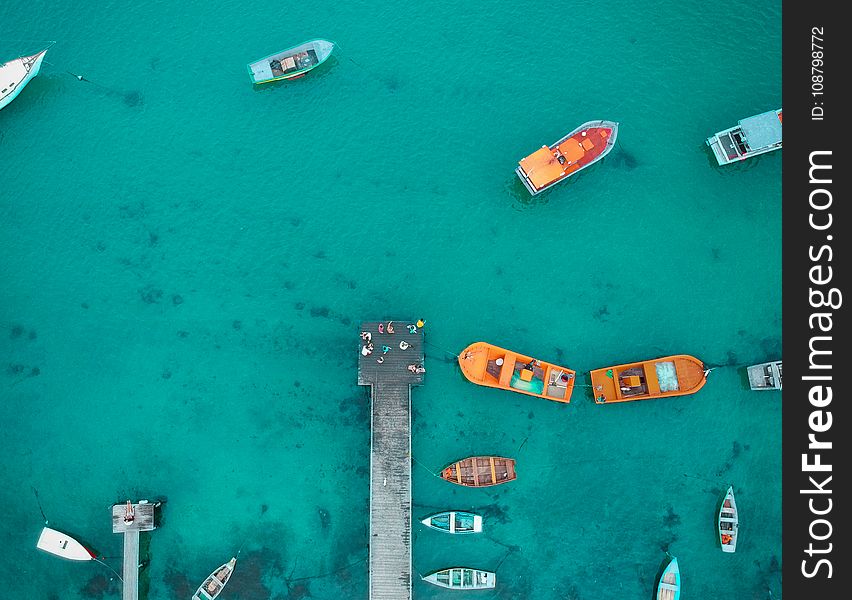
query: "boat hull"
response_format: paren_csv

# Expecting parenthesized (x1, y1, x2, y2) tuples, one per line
(1, 48, 49, 111)
(719, 486, 739, 552)
(706, 109, 782, 165)
(423, 567, 495, 590)
(247, 39, 335, 84)
(516, 120, 619, 195)
(590, 355, 706, 404)
(441, 456, 516, 488)
(458, 342, 576, 403)
(656, 556, 680, 600)
(36, 527, 95, 561)
(747, 360, 782, 390)
(193, 557, 237, 600)
(421, 511, 483, 534)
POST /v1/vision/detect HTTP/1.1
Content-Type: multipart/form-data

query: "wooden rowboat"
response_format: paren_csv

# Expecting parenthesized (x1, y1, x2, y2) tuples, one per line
(719, 486, 739, 553)
(590, 355, 707, 404)
(515, 120, 618, 195)
(1, 47, 50, 111)
(421, 511, 483, 534)
(656, 555, 680, 600)
(458, 342, 576, 403)
(36, 527, 96, 561)
(192, 557, 237, 600)
(247, 39, 334, 84)
(440, 456, 516, 488)
(423, 567, 495, 590)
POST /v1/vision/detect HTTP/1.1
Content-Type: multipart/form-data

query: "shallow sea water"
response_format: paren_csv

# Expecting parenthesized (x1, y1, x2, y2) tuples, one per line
(2, 0, 781, 598)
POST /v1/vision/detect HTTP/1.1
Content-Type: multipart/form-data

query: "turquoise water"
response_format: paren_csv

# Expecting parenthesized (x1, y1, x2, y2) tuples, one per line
(2, 0, 781, 598)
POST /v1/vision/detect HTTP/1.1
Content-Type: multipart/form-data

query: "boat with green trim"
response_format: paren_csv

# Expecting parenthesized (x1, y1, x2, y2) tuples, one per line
(421, 511, 483, 534)
(656, 555, 680, 600)
(423, 567, 495, 590)
(247, 39, 334, 84)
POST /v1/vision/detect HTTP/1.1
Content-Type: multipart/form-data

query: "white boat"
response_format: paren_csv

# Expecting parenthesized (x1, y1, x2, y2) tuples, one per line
(247, 39, 335, 84)
(36, 527, 96, 561)
(423, 567, 495, 590)
(193, 557, 237, 600)
(719, 486, 739, 553)
(747, 360, 782, 390)
(706, 109, 782, 165)
(421, 511, 483, 534)
(1, 47, 50, 111)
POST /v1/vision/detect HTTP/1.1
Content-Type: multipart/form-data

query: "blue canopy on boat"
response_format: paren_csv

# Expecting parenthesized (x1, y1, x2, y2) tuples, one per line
(739, 111, 782, 149)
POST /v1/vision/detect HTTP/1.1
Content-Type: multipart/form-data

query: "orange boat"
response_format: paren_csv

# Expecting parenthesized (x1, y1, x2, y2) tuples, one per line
(515, 120, 619, 195)
(440, 456, 516, 488)
(590, 355, 708, 404)
(458, 342, 576, 403)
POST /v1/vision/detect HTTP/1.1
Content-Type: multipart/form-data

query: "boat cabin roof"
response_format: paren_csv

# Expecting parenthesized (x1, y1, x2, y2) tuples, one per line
(739, 110, 782, 149)
(520, 147, 564, 189)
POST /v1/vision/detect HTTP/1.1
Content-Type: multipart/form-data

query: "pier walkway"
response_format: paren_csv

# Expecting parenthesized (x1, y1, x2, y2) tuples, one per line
(358, 320, 425, 600)
(112, 500, 156, 600)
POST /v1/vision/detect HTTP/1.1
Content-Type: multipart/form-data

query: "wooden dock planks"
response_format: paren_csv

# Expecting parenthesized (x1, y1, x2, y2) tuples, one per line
(358, 321, 424, 600)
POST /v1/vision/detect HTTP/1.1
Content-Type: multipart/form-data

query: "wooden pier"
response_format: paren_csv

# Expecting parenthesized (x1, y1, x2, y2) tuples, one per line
(112, 500, 156, 600)
(358, 320, 425, 600)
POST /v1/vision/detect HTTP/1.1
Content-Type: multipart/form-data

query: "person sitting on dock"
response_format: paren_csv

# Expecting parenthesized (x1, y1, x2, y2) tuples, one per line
(386, 321, 394, 334)
(360, 331, 371, 342)
(399, 340, 411, 350)
(407, 324, 417, 334)
(361, 344, 373, 356)
(382, 345, 391, 354)
(378, 323, 384, 334)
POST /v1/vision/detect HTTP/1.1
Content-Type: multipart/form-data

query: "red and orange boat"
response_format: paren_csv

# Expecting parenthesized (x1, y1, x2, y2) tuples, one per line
(458, 342, 576, 403)
(440, 456, 516, 488)
(515, 120, 619, 195)
(590, 355, 708, 404)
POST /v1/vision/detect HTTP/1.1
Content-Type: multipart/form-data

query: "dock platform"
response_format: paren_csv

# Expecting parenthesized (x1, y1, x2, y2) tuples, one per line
(112, 501, 156, 600)
(358, 320, 425, 600)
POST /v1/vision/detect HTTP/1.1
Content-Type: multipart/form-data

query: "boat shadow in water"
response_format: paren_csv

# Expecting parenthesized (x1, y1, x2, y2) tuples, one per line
(609, 146, 639, 169)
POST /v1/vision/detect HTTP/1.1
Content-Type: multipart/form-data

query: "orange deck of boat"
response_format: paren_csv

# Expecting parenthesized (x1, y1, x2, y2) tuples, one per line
(458, 341, 575, 403)
(518, 127, 612, 190)
(590, 355, 706, 404)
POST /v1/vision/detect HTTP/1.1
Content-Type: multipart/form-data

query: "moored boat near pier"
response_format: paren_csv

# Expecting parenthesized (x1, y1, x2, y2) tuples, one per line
(421, 511, 483, 534)
(192, 557, 237, 600)
(423, 567, 496, 590)
(459, 342, 576, 403)
(590, 355, 707, 404)
(36, 527, 96, 561)
(440, 456, 516, 488)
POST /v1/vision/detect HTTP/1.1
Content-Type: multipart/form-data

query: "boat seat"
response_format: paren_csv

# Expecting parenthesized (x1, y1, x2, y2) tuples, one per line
(282, 56, 296, 71)
(581, 138, 595, 150)
(519, 368, 534, 382)
(622, 375, 642, 387)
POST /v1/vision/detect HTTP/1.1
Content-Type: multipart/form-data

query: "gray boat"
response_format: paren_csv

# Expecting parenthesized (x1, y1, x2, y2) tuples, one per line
(747, 360, 782, 390)
(706, 109, 782, 165)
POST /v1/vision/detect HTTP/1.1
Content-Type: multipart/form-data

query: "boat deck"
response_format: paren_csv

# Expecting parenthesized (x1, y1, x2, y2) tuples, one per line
(358, 321, 425, 600)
